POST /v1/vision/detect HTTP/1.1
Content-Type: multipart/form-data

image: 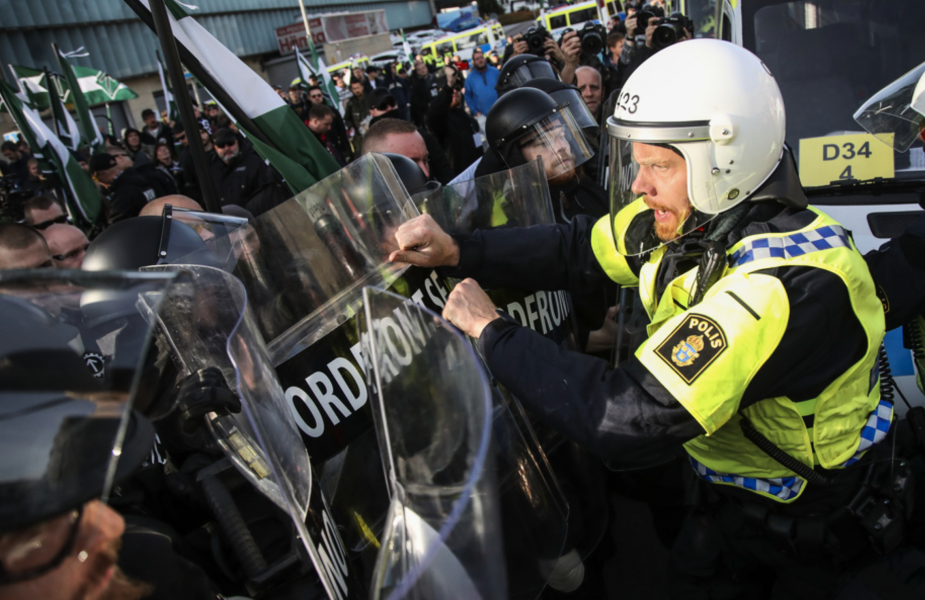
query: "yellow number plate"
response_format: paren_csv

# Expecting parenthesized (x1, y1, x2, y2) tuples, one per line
(798, 133, 894, 187)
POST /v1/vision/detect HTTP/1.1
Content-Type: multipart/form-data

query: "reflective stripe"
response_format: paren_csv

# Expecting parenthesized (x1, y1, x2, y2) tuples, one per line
(842, 398, 893, 467)
(730, 225, 851, 267)
(688, 456, 804, 501)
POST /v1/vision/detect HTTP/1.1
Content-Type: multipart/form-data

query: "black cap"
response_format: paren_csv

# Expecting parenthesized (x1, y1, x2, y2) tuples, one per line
(171, 122, 185, 135)
(89, 153, 118, 174)
(367, 88, 396, 111)
(212, 128, 236, 146)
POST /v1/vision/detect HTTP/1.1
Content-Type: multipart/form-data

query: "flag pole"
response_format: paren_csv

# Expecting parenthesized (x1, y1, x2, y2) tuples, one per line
(124, 0, 276, 150)
(297, 0, 313, 45)
(148, 0, 221, 213)
(44, 68, 62, 138)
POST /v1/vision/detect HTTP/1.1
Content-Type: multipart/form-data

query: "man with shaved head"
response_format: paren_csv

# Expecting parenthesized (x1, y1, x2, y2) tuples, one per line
(0, 224, 55, 269)
(40, 224, 89, 269)
(138, 194, 204, 218)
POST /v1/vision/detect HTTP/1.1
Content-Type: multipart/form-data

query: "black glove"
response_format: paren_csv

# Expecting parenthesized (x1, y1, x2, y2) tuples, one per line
(175, 367, 241, 434)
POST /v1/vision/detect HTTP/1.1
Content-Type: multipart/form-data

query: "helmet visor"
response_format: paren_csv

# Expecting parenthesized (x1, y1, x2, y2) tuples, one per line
(502, 59, 558, 91)
(607, 136, 718, 256)
(549, 88, 598, 130)
(853, 61, 925, 153)
(506, 109, 593, 180)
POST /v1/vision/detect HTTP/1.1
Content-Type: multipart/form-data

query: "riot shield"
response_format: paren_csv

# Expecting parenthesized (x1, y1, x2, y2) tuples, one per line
(0, 270, 178, 528)
(432, 160, 611, 575)
(358, 287, 504, 600)
(143, 263, 364, 599)
(161, 155, 569, 597)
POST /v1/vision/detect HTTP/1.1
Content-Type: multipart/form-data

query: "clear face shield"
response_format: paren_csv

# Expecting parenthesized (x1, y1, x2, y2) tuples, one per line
(548, 88, 598, 131)
(505, 109, 593, 181)
(853, 61, 925, 153)
(606, 118, 720, 255)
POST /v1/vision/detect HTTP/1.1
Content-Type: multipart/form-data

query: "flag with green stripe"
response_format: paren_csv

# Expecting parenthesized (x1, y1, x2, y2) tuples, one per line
(8, 63, 137, 111)
(0, 80, 102, 227)
(133, 0, 341, 191)
(296, 41, 343, 116)
(47, 74, 82, 152)
(55, 48, 105, 154)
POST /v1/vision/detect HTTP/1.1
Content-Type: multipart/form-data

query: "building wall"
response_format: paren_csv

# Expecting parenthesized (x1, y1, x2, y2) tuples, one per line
(0, 0, 434, 82)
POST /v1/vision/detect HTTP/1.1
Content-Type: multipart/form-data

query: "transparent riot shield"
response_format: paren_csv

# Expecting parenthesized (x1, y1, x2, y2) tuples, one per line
(358, 287, 504, 600)
(143, 264, 365, 599)
(161, 155, 569, 597)
(432, 160, 611, 579)
(0, 270, 177, 529)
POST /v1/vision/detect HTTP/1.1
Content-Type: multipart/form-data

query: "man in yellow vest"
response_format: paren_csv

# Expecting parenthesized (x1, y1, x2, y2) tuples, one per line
(388, 40, 923, 596)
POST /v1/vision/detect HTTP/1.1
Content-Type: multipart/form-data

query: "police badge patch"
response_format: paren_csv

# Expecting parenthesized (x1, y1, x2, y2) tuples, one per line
(655, 314, 727, 384)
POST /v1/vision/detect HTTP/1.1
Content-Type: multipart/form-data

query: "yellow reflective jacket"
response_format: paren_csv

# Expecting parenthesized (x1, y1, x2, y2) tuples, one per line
(590, 203, 888, 502)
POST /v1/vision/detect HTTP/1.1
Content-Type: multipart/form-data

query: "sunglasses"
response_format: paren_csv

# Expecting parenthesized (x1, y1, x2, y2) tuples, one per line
(52, 243, 90, 262)
(375, 98, 397, 111)
(0, 507, 84, 584)
(32, 214, 69, 230)
(215, 140, 236, 149)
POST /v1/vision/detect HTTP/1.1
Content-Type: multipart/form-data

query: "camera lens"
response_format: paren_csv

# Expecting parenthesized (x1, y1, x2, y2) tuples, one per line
(581, 32, 603, 55)
(653, 22, 680, 50)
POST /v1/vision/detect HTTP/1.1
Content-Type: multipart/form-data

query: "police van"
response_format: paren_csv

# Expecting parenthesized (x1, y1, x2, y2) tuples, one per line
(420, 21, 506, 63)
(536, 1, 603, 38)
(706, 0, 925, 405)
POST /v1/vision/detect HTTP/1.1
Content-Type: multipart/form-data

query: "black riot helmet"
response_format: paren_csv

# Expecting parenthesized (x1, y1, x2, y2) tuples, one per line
(523, 78, 598, 131)
(83, 216, 211, 272)
(381, 152, 433, 196)
(0, 284, 159, 534)
(381, 152, 444, 226)
(495, 55, 559, 96)
(485, 87, 593, 180)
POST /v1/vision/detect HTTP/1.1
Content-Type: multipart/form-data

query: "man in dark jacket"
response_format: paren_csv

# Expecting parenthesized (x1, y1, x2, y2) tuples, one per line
(426, 67, 484, 177)
(209, 128, 280, 216)
(410, 60, 441, 128)
(307, 103, 346, 167)
(90, 152, 157, 224)
(307, 85, 353, 163)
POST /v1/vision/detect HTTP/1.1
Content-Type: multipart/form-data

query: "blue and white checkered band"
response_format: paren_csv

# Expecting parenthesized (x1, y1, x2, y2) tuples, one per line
(688, 456, 804, 501)
(730, 225, 852, 267)
(841, 398, 893, 467)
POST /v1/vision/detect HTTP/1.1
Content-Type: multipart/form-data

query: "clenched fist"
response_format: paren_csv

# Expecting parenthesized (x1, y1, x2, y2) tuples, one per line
(442, 278, 501, 339)
(388, 214, 460, 268)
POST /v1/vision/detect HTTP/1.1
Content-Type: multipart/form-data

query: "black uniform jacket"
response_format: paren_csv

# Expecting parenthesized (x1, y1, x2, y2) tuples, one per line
(210, 147, 275, 211)
(441, 194, 867, 476)
(107, 168, 156, 224)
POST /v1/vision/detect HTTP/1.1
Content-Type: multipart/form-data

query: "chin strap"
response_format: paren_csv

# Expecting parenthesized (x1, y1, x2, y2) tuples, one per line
(689, 203, 751, 306)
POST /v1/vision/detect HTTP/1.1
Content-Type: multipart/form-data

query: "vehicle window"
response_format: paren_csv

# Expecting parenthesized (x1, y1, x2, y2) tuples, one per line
(436, 41, 454, 55)
(606, 0, 622, 15)
(746, 0, 925, 186)
(549, 15, 568, 29)
(568, 7, 598, 26)
(422, 46, 434, 57)
(458, 31, 489, 51)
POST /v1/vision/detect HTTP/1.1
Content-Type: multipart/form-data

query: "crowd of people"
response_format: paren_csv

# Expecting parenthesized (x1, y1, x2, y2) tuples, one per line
(2, 1, 925, 599)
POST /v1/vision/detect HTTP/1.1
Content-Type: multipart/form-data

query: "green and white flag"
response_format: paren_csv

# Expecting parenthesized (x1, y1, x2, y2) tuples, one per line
(55, 47, 105, 155)
(47, 73, 82, 152)
(295, 43, 342, 116)
(131, 0, 340, 192)
(0, 80, 102, 227)
(401, 29, 412, 57)
(8, 63, 137, 110)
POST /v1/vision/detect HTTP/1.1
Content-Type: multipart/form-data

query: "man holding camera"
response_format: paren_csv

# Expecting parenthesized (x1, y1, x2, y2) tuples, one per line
(503, 28, 582, 86)
(620, 4, 692, 83)
(428, 65, 484, 175)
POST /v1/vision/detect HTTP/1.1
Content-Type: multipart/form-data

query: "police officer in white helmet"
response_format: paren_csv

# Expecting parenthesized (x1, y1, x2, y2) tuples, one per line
(386, 39, 925, 596)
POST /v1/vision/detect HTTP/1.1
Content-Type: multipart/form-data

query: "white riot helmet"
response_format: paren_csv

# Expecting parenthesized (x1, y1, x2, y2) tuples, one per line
(606, 39, 786, 255)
